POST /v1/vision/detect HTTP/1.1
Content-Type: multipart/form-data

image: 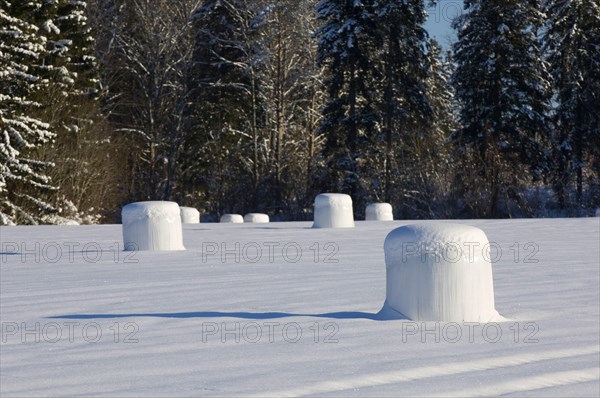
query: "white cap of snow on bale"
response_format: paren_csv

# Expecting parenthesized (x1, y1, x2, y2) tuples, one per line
(384, 223, 500, 323)
(180, 207, 200, 224)
(244, 213, 269, 223)
(122, 201, 185, 251)
(220, 214, 244, 223)
(366, 203, 393, 221)
(313, 193, 355, 228)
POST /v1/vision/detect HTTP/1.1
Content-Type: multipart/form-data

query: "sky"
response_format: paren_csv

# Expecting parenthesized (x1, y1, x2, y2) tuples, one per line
(424, 0, 464, 50)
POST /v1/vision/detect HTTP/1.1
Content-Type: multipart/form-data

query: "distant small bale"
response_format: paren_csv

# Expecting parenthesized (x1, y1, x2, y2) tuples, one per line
(244, 213, 269, 223)
(366, 203, 394, 221)
(220, 214, 244, 223)
(180, 207, 200, 224)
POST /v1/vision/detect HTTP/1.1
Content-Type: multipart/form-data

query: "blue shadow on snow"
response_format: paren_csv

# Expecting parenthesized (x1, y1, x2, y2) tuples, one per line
(49, 303, 406, 321)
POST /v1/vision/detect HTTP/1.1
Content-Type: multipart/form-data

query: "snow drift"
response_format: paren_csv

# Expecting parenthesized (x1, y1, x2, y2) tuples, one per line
(244, 213, 269, 223)
(384, 223, 499, 322)
(180, 207, 200, 224)
(121, 201, 185, 251)
(366, 203, 394, 221)
(313, 193, 355, 228)
(220, 214, 244, 223)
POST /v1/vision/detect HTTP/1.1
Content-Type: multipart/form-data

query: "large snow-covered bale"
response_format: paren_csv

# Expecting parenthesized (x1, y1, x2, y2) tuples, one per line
(366, 203, 394, 221)
(244, 213, 269, 223)
(122, 201, 185, 251)
(220, 214, 244, 223)
(384, 223, 499, 322)
(180, 207, 200, 224)
(313, 193, 355, 228)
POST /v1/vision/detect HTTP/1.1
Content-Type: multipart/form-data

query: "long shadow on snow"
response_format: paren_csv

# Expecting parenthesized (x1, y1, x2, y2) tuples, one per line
(49, 304, 406, 321)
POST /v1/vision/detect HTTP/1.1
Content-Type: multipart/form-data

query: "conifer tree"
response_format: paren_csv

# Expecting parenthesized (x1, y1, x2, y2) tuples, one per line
(452, 0, 551, 217)
(315, 0, 380, 211)
(28, 0, 117, 224)
(543, 0, 600, 210)
(0, 0, 56, 224)
(413, 38, 458, 218)
(373, 0, 431, 205)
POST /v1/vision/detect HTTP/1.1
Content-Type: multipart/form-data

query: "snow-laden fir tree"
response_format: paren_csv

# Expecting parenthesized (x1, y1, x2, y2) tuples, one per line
(53, 0, 98, 96)
(32, 0, 98, 106)
(412, 38, 458, 218)
(34, 0, 71, 96)
(543, 0, 600, 210)
(315, 0, 380, 213)
(373, 0, 431, 207)
(31, 0, 108, 224)
(0, 0, 56, 225)
(426, 39, 458, 150)
(452, 0, 552, 217)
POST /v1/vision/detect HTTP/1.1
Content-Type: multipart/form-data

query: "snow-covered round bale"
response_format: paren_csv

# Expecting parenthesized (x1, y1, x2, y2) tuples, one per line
(220, 214, 244, 223)
(122, 201, 185, 251)
(313, 193, 355, 229)
(366, 203, 394, 221)
(244, 213, 269, 223)
(384, 223, 499, 322)
(180, 207, 200, 224)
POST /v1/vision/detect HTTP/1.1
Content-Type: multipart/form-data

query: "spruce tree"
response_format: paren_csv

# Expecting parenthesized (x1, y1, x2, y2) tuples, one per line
(452, 0, 551, 217)
(315, 0, 380, 211)
(373, 0, 431, 205)
(426, 39, 457, 147)
(35, 0, 106, 222)
(543, 0, 600, 210)
(54, 0, 98, 96)
(0, 0, 56, 224)
(417, 39, 458, 218)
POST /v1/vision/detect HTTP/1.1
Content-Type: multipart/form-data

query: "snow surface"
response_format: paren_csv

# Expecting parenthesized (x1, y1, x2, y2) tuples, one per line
(244, 213, 269, 223)
(1, 218, 599, 397)
(220, 214, 244, 223)
(384, 224, 498, 322)
(366, 203, 394, 221)
(313, 194, 355, 228)
(121, 201, 185, 252)
(180, 207, 200, 224)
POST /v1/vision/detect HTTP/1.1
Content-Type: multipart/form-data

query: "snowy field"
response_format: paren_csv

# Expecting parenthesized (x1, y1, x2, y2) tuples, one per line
(1, 219, 599, 397)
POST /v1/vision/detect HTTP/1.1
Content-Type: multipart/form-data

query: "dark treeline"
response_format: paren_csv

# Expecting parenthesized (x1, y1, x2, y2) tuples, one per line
(1, 0, 598, 224)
